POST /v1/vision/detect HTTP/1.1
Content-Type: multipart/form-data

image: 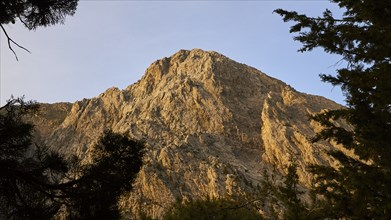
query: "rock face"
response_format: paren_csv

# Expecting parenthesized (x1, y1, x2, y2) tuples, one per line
(36, 49, 342, 218)
(26, 102, 73, 142)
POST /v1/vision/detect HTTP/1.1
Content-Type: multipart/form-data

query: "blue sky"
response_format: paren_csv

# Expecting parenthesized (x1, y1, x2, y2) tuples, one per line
(1, 1, 345, 106)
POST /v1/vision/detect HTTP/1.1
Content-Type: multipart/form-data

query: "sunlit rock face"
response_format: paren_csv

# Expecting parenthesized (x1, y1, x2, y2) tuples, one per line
(34, 49, 343, 218)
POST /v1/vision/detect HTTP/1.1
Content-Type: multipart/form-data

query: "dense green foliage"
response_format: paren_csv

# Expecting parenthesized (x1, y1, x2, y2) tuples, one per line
(0, 97, 75, 219)
(258, 165, 315, 220)
(0, 0, 78, 29)
(277, 165, 306, 220)
(0, 98, 144, 219)
(165, 165, 311, 220)
(162, 198, 262, 220)
(66, 130, 145, 219)
(275, 0, 391, 218)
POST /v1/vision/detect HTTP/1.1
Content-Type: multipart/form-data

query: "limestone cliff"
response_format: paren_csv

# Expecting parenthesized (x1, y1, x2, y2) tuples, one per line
(36, 49, 343, 218)
(26, 102, 72, 142)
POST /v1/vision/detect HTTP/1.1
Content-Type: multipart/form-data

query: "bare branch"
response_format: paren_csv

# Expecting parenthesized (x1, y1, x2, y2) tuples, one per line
(0, 24, 31, 61)
(221, 198, 261, 210)
(18, 16, 29, 27)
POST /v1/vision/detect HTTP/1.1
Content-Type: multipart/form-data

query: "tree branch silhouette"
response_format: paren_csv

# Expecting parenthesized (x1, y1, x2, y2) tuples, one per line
(0, 24, 31, 61)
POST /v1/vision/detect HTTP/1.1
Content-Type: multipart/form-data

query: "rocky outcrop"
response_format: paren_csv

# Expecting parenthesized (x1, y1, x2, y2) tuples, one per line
(26, 102, 72, 143)
(36, 49, 343, 218)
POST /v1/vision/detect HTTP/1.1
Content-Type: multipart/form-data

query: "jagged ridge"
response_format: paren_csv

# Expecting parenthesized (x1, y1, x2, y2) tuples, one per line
(35, 49, 343, 218)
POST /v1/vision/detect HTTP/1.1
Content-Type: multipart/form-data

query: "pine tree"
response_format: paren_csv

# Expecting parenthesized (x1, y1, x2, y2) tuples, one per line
(277, 164, 306, 220)
(66, 130, 145, 219)
(0, 98, 145, 219)
(275, 0, 391, 218)
(162, 198, 262, 220)
(0, 0, 78, 60)
(0, 97, 75, 219)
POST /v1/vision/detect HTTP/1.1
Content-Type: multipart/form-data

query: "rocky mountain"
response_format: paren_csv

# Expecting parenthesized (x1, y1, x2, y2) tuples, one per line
(34, 49, 343, 218)
(27, 102, 73, 142)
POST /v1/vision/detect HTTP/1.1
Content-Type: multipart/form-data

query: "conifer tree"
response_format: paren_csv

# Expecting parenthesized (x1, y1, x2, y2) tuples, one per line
(0, 98, 145, 219)
(0, 97, 75, 219)
(277, 164, 305, 220)
(66, 130, 145, 219)
(275, 0, 391, 218)
(0, 0, 78, 60)
(162, 198, 262, 220)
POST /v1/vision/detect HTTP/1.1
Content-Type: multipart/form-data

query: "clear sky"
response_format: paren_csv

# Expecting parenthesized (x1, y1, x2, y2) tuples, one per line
(1, 1, 346, 106)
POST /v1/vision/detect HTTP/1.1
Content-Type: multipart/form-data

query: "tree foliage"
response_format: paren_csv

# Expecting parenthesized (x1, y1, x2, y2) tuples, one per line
(275, 0, 391, 218)
(0, 0, 78, 60)
(162, 198, 262, 220)
(0, 0, 78, 29)
(277, 164, 306, 220)
(257, 165, 315, 220)
(66, 130, 145, 220)
(0, 97, 144, 219)
(0, 97, 74, 219)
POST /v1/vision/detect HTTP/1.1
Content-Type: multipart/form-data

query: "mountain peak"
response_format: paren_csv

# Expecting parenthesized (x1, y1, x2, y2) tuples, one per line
(142, 48, 225, 81)
(39, 49, 343, 218)
(137, 48, 286, 98)
(170, 48, 228, 62)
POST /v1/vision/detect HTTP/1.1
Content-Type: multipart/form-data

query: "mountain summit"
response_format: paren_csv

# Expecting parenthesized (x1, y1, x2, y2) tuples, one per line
(36, 49, 342, 218)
